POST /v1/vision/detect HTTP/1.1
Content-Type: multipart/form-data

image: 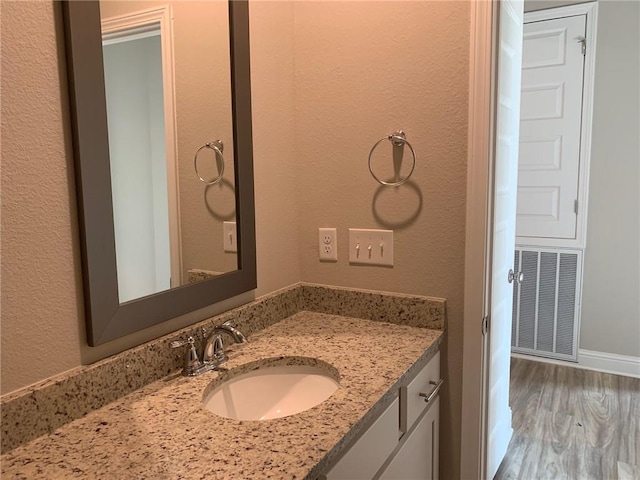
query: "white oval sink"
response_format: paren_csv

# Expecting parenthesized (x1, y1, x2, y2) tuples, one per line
(203, 365, 339, 420)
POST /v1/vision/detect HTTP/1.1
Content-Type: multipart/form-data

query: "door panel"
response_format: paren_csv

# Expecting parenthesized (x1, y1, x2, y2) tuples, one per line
(522, 27, 567, 68)
(517, 15, 586, 240)
(486, 0, 523, 478)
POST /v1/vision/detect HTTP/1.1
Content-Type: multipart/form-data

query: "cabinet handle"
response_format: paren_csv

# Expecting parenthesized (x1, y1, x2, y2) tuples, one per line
(418, 379, 444, 403)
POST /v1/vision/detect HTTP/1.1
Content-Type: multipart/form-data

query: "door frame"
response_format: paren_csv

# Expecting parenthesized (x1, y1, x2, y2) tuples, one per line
(461, 2, 599, 479)
(460, 0, 496, 477)
(101, 5, 183, 287)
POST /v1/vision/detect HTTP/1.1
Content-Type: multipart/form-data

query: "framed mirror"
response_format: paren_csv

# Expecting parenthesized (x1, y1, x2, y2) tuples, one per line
(62, 0, 256, 346)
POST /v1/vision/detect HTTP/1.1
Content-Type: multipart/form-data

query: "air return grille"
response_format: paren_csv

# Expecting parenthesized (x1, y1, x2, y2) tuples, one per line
(511, 247, 582, 361)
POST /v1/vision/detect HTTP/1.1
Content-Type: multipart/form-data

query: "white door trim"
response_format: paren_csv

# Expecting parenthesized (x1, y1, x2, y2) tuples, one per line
(516, 2, 598, 249)
(102, 6, 183, 287)
(460, 1, 495, 478)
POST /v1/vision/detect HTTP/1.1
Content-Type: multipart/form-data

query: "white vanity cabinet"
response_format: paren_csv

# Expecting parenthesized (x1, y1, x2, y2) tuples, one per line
(323, 351, 441, 480)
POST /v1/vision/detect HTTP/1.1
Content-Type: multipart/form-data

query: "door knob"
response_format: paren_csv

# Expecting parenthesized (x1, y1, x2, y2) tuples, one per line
(508, 269, 524, 284)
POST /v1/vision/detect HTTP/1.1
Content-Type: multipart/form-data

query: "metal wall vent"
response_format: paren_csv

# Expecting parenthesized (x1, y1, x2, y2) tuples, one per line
(511, 247, 582, 361)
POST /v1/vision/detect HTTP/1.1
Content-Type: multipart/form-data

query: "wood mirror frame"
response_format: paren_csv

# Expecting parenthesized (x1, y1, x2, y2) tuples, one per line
(62, 0, 256, 346)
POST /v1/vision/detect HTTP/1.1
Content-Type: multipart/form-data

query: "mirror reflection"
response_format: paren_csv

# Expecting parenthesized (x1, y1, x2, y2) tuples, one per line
(99, 1, 237, 303)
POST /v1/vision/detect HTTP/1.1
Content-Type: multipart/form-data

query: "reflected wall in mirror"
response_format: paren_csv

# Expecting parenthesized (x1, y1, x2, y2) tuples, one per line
(62, 0, 256, 346)
(99, 1, 238, 303)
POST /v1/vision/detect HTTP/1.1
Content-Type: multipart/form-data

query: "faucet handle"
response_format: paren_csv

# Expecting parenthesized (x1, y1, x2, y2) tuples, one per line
(169, 336, 191, 349)
(170, 336, 206, 376)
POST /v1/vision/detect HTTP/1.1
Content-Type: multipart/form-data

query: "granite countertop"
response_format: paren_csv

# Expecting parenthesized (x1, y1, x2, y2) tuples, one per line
(1, 311, 443, 479)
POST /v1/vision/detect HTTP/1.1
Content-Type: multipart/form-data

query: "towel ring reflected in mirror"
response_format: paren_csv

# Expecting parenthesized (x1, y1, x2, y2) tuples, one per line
(194, 140, 225, 185)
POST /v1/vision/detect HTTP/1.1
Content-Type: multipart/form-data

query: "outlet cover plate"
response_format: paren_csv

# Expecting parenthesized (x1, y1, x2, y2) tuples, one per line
(318, 227, 337, 261)
(348, 228, 393, 266)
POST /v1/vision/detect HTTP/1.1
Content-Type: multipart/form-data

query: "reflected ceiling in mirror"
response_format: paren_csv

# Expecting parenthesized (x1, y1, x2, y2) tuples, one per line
(98, 1, 238, 303)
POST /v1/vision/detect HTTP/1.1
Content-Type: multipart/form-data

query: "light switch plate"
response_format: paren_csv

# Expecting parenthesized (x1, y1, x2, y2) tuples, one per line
(348, 229, 394, 266)
(223, 222, 237, 253)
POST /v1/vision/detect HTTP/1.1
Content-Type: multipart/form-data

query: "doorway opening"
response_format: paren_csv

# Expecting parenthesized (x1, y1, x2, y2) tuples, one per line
(100, 6, 181, 302)
(462, 1, 639, 478)
(499, 2, 640, 477)
(510, 3, 597, 364)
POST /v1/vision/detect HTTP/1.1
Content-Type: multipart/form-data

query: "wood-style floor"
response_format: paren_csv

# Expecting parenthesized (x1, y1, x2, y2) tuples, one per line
(495, 357, 640, 480)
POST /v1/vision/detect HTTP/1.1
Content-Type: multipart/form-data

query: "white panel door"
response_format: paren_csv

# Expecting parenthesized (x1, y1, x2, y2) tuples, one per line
(517, 15, 586, 240)
(486, 0, 523, 478)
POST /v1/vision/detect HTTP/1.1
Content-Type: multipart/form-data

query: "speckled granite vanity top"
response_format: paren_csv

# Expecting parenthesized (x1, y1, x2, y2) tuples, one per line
(1, 284, 445, 479)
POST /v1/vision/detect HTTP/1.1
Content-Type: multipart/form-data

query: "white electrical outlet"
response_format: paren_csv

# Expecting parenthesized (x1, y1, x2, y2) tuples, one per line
(318, 227, 337, 261)
(348, 229, 394, 266)
(223, 222, 237, 253)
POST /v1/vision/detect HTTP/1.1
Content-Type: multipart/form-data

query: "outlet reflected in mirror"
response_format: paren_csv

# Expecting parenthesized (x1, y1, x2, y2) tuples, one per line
(99, 1, 238, 303)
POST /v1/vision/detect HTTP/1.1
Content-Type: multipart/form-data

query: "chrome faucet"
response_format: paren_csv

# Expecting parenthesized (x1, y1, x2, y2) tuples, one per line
(170, 321, 247, 376)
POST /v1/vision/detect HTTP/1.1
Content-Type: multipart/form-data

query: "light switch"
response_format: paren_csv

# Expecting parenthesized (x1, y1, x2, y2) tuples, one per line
(348, 229, 393, 266)
(223, 222, 237, 253)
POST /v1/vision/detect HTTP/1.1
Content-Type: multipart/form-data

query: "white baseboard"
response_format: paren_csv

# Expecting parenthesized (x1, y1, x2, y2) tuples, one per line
(578, 349, 640, 378)
(512, 350, 640, 378)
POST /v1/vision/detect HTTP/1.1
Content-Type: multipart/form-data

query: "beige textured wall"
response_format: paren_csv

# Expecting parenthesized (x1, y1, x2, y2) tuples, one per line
(0, 0, 300, 394)
(170, 1, 238, 279)
(580, 0, 640, 357)
(293, 3, 469, 478)
(1, 0, 84, 395)
(101, 0, 238, 281)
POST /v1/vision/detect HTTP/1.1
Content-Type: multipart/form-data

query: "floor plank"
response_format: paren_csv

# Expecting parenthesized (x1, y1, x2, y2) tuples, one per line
(617, 461, 640, 480)
(495, 358, 640, 480)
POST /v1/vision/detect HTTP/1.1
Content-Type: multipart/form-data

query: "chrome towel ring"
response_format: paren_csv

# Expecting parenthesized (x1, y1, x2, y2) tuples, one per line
(368, 130, 416, 187)
(194, 140, 225, 185)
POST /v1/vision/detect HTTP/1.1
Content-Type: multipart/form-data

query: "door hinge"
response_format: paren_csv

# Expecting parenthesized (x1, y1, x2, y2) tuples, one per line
(482, 316, 489, 335)
(576, 36, 586, 55)
(574, 199, 579, 215)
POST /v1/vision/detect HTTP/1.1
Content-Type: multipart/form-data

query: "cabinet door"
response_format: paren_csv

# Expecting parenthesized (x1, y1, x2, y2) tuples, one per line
(379, 396, 439, 480)
(326, 398, 400, 480)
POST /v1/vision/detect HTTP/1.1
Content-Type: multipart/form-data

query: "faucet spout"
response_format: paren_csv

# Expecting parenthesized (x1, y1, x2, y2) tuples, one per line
(202, 321, 247, 366)
(215, 320, 248, 344)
